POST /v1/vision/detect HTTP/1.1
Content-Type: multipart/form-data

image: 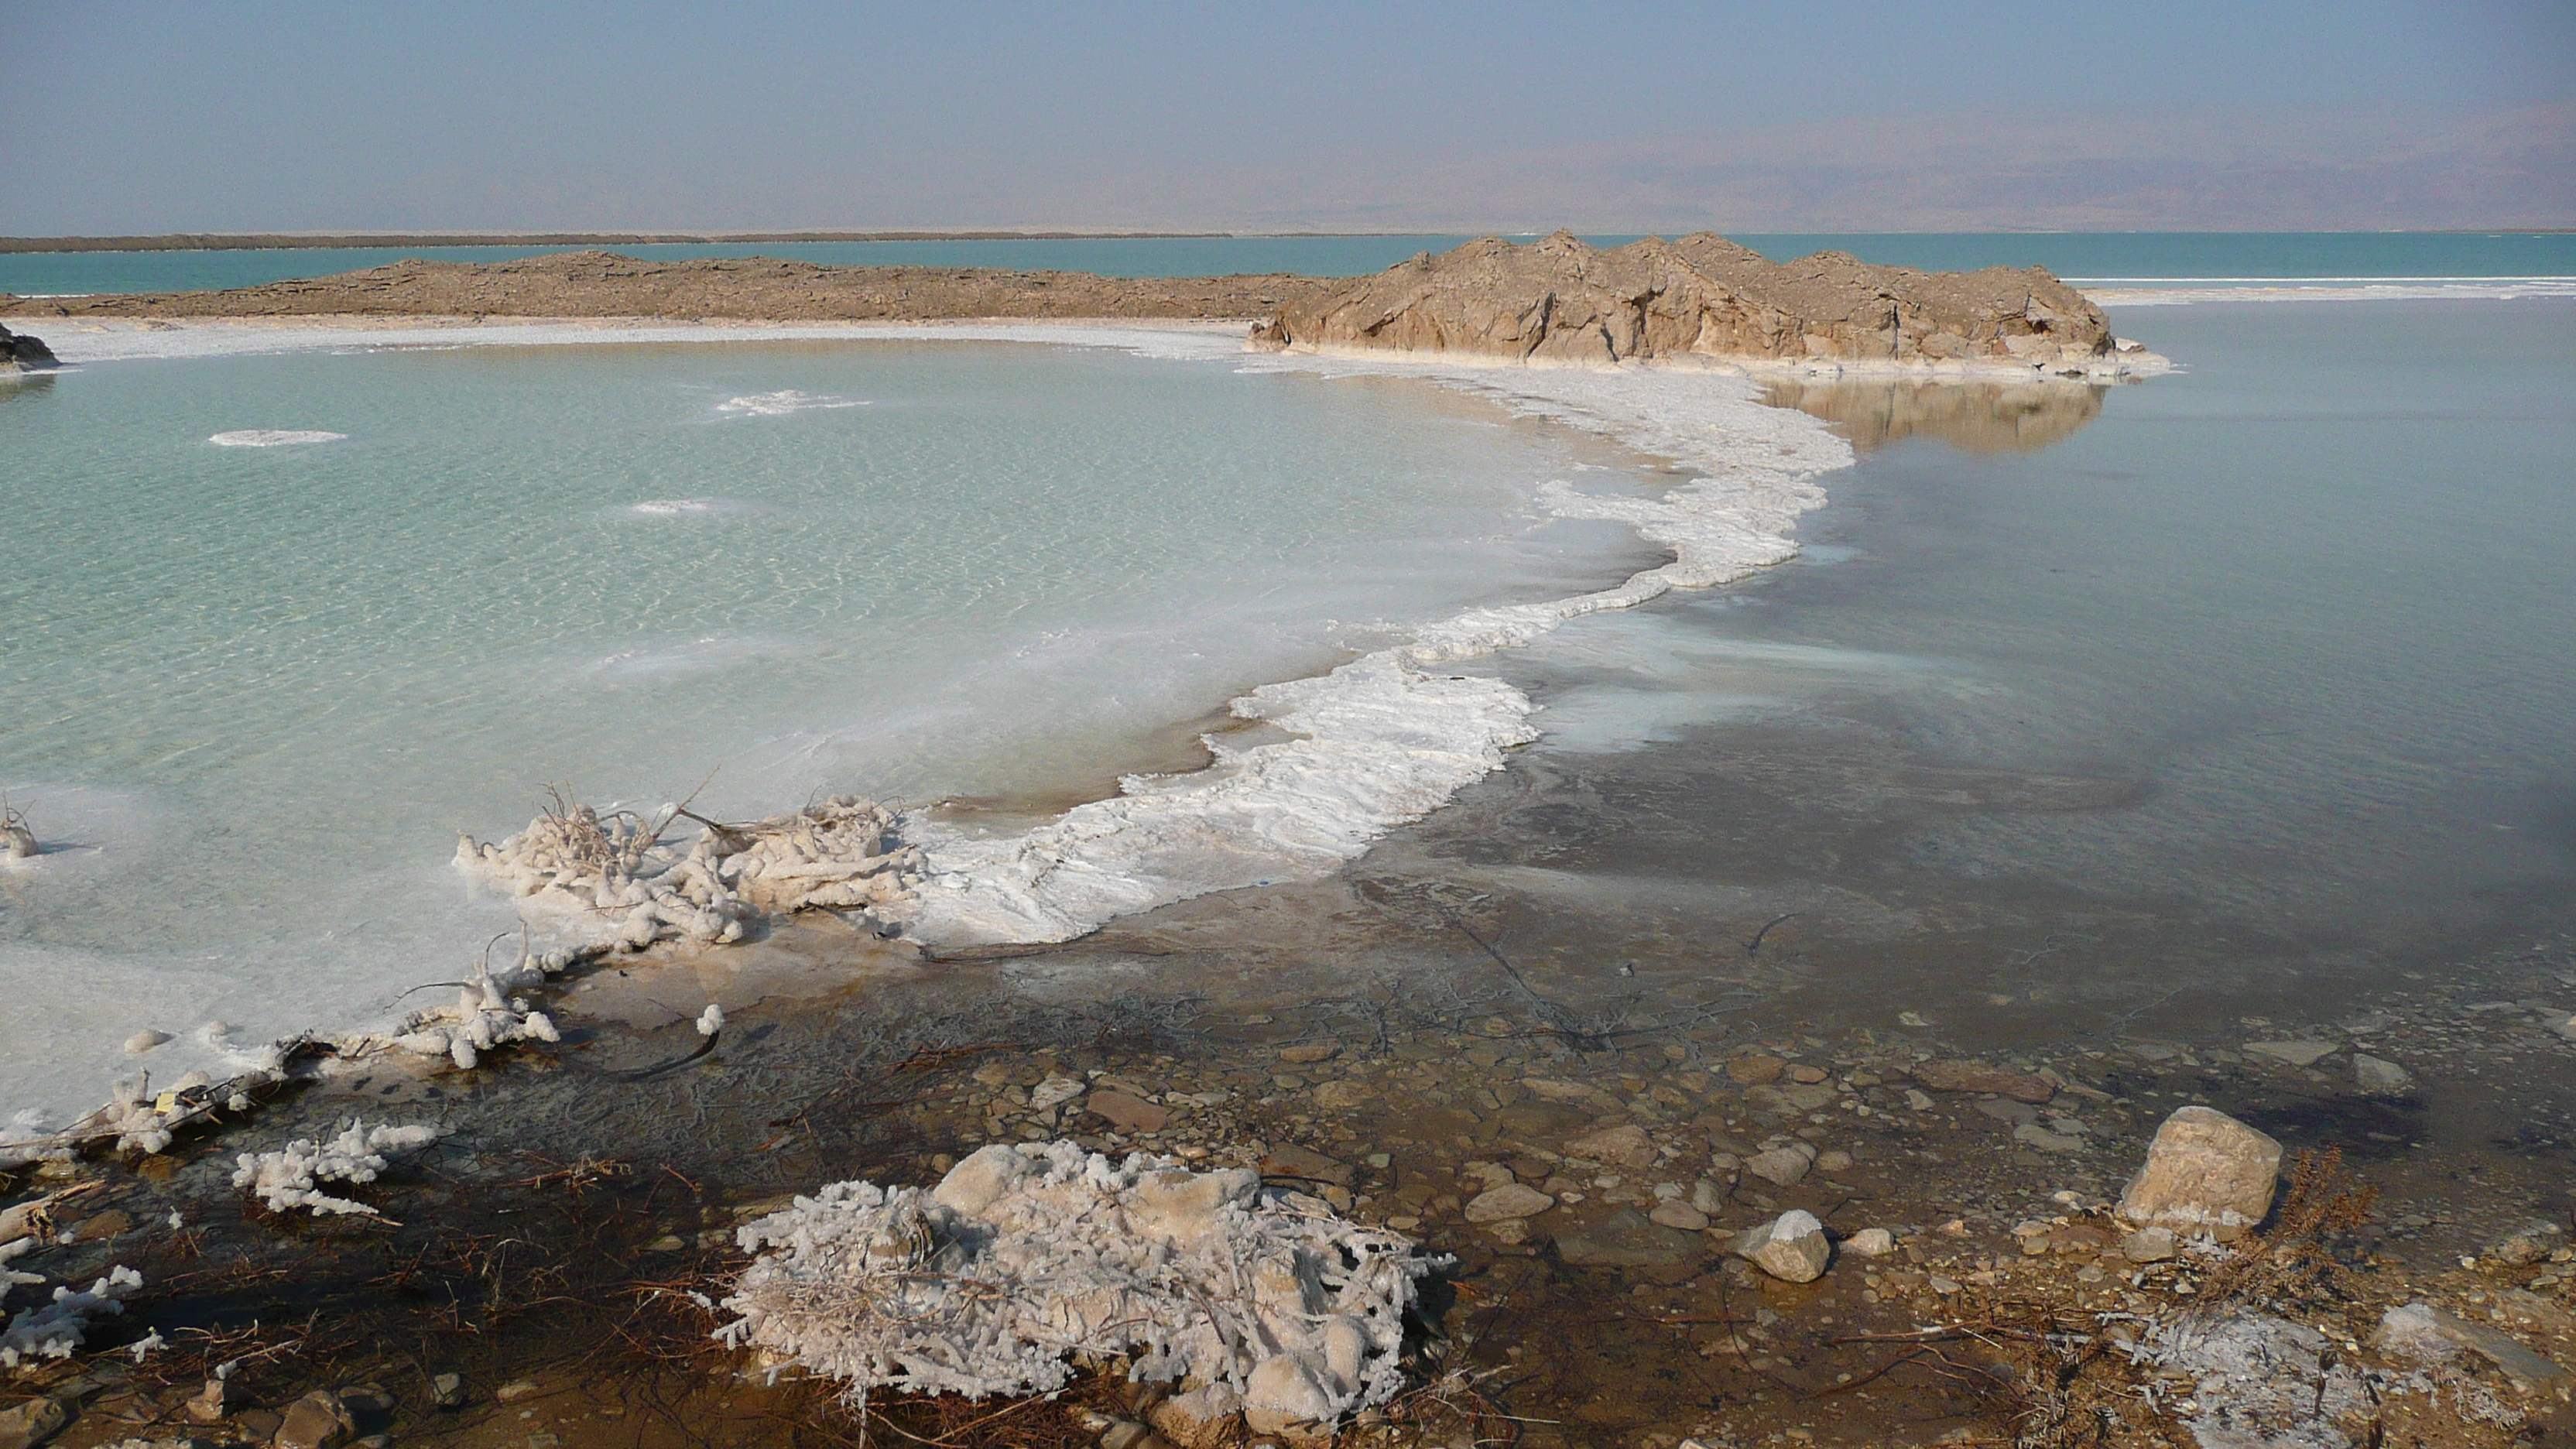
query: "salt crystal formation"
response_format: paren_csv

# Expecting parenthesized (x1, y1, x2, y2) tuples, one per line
(719, 1142, 1441, 1441)
(1, 1264, 140, 1367)
(383, 971, 560, 1070)
(456, 794, 923, 949)
(232, 1119, 441, 1217)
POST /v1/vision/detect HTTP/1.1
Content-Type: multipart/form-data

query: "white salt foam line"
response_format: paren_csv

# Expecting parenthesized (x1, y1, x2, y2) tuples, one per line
(905, 355, 1854, 945)
(14, 316, 1253, 366)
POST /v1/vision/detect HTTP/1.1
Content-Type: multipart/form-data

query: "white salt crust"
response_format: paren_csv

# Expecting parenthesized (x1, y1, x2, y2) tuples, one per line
(206, 429, 347, 446)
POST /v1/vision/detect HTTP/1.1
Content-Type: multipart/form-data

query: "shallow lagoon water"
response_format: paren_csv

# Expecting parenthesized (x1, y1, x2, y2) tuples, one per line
(1515, 299, 2576, 963)
(0, 337, 1661, 1117)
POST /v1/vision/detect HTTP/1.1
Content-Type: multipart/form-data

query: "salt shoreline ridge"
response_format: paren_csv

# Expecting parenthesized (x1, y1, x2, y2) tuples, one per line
(2, 313, 2132, 1138)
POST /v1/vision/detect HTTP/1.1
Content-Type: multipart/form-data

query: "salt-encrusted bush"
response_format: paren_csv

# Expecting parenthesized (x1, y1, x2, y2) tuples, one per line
(232, 1119, 441, 1218)
(455, 793, 923, 952)
(720, 1142, 1443, 1441)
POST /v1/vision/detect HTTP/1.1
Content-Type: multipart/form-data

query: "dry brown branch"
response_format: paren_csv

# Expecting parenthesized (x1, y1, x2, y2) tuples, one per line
(2193, 1146, 2379, 1311)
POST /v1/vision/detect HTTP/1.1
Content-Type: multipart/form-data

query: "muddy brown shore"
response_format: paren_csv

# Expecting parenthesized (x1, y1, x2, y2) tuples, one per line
(5, 707, 2572, 1449)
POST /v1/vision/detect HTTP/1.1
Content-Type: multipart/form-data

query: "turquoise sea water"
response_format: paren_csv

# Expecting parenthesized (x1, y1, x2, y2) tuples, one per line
(0, 338, 1649, 1118)
(5, 232, 2571, 296)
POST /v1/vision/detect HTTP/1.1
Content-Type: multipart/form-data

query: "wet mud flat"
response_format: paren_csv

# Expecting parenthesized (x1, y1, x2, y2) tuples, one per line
(6, 716, 2574, 1449)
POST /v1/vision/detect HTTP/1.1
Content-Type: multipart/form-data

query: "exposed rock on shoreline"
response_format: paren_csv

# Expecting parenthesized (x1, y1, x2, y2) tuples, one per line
(1253, 231, 2153, 375)
(0, 322, 59, 372)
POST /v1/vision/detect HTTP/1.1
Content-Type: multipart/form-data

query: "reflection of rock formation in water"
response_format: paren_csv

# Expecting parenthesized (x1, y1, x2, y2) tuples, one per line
(1257, 231, 2160, 375)
(1759, 378, 2108, 454)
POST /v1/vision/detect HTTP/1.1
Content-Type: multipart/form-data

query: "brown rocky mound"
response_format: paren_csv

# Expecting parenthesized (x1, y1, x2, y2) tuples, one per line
(2, 250, 1343, 323)
(1253, 231, 2139, 372)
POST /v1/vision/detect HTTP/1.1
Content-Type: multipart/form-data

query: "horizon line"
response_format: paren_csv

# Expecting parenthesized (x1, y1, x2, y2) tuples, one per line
(6, 227, 2574, 255)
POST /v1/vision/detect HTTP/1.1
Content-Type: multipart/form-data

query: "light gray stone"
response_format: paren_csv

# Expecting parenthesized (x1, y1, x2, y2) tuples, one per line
(1565, 1123, 1656, 1169)
(1462, 1184, 1554, 1223)
(1557, 1208, 1699, 1267)
(0, 1397, 68, 1449)
(2352, 1053, 2413, 1094)
(1743, 1146, 1813, 1187)
(932, 1144, 1038, 1216)
(2115, 1105, 2281, 1241)
(1843, 1227, 1896, 1257)
(1649, 1200, 1710, 1231)
(2012, 1122, 2087, 1154)
(2122, 1226, 2178, 1262)
(1732, 1210, 1831, 1283)
(2376, 1302, 2568, 1384)
(2489, 1219, 2564, 1266)
(1743, 1083, 1837, 1114)
(2242, 1040, 2338, 1067)
(271, 1391, 355, 1449)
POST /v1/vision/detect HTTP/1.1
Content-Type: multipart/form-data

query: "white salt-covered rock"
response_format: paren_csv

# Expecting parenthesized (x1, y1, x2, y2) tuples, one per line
(232, 1119, 440, 1218)
(1733, 1210, 1831, 1282)
(696, 1003, 725, 1036)
(123, 1030, 173, 1056)
(720, 1141, 1441, 1440)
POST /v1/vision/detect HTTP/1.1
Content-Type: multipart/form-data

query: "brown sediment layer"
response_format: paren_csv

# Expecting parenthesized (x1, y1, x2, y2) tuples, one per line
(2, 910, 2569, 1449)
(0, 249, 1340, 321)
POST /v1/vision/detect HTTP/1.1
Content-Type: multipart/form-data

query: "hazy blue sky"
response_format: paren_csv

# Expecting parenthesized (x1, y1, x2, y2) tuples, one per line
(6, 1, 2571, 232)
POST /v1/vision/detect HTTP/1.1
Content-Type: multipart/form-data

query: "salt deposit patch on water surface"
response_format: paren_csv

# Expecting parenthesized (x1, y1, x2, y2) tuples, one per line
(207, 429, 347, 447)
(619, 497, 766, 519)
(578, 634, 814, 683)
(713, 389, 868, 416)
